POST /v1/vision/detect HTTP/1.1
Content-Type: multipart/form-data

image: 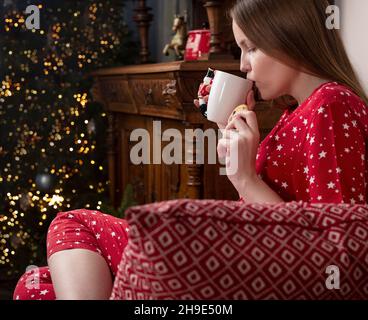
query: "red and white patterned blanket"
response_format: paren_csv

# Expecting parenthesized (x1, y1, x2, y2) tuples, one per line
(111, 199, 368, 300)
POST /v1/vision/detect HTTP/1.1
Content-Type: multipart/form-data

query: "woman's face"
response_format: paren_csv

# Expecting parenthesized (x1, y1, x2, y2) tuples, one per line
(232, 20, 299, 100)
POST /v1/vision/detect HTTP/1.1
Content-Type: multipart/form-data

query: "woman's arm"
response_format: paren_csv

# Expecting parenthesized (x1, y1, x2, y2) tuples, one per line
(238, 174, 285, 204)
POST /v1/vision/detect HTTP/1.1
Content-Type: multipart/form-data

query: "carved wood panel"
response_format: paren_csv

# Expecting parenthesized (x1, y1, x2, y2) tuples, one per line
(130, 78, 184, 119)
(100, 77, 137, 113)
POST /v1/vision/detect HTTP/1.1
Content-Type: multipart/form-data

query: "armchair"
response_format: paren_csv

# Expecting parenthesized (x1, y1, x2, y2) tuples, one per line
(111, 199, 368, 299)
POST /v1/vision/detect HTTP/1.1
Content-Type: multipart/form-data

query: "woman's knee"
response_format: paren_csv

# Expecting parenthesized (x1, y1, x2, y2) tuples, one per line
(46, 209, 108, 258)
(46, 210, 85, 257)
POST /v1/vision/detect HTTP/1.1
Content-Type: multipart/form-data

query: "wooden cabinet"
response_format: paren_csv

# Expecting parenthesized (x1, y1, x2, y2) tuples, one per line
(92, 60, 283, 207)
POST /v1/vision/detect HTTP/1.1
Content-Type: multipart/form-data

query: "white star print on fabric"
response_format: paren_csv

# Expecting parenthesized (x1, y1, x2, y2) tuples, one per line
(319, 151, 327, 159)
(40, 290, 49, 295)
(327, 182, 336, 189)
(255, 81, 368, 203)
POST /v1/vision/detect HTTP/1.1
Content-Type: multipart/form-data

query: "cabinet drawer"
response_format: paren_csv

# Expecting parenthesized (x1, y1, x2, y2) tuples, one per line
(129, 78, 184, 120)
(99, 77, 137, 113)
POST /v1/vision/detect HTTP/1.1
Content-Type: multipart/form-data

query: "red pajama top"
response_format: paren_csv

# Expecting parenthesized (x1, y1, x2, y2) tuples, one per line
(255, 81, 368, 204)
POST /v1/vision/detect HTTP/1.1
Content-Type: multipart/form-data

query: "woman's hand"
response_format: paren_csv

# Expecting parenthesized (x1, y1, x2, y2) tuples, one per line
(217, 89, 260, 191)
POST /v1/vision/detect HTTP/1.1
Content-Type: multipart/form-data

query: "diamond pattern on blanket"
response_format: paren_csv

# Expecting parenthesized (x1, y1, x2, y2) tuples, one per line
(111, 199, 368, 300)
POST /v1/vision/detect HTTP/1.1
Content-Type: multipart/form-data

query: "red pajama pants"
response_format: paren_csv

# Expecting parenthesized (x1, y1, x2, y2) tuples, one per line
(13, 209, 129, 300)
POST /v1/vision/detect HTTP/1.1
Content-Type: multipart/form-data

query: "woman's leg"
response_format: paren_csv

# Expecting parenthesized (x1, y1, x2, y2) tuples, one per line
(46, 209, 129, 300)
(48, 249, 113, 300)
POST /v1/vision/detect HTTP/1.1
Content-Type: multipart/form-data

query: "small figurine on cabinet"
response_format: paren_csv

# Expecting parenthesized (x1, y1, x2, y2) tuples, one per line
(163, 14, 187, 60)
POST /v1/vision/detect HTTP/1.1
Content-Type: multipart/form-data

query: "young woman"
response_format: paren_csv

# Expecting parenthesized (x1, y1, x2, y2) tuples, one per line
(196, 0, 368, 204)
(14, 0, 368, 300)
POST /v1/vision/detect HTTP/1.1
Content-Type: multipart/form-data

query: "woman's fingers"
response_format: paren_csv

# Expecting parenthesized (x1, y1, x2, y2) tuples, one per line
(239, 111, 259, 134)
(225, 115, 248, 133)
(222, 128, 239, 139)
(225, 111, 259, 136)
(217, 138, 229, 158)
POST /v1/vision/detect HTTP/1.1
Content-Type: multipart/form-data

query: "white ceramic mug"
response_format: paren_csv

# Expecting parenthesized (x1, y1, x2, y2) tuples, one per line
(206, 71, 253, 126)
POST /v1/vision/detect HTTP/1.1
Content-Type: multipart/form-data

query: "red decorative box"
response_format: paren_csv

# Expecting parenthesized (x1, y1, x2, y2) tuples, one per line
(184, 29, 211, 61)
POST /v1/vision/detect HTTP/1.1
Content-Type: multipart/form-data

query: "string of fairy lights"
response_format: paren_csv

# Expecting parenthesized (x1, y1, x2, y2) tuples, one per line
(0, 1, 129, 275)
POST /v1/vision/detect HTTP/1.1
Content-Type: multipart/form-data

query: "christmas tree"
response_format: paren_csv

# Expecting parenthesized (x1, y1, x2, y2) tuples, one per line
(0, 0, 137, 283)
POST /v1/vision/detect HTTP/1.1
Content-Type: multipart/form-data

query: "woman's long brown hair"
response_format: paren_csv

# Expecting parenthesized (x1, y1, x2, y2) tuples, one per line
(230, 0, 368, 107)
